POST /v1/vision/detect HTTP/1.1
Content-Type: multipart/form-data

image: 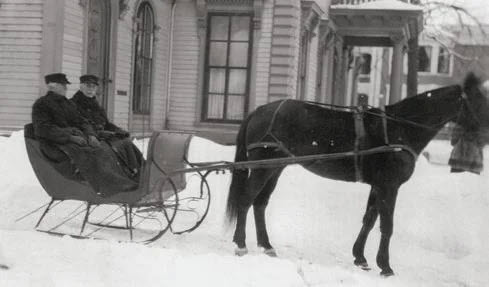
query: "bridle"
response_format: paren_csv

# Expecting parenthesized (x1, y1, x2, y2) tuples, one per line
(364, 89, 480, 133)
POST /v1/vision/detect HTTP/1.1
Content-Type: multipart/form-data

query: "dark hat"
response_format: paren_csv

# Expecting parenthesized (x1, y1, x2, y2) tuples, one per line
(44, 73, 71, 84)
(80, 74, 99, 85)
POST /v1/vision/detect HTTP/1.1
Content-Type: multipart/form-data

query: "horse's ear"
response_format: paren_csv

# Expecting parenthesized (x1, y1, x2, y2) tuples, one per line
(463, 72, 481, 94)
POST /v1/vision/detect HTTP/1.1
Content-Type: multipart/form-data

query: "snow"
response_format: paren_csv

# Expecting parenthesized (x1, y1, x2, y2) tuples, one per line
(1, 130, 488, 286)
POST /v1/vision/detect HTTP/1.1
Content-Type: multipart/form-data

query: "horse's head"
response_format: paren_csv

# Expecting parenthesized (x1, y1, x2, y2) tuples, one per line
(456, 72, 489, 131)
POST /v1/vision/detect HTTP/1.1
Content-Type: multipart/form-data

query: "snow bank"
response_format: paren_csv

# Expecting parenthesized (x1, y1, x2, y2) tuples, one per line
(0, 131, 488, 286)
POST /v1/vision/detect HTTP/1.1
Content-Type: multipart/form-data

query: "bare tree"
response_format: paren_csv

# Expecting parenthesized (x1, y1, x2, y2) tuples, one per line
(421, 0, 486, 60)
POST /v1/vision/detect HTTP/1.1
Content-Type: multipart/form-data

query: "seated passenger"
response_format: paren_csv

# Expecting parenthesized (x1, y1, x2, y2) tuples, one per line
(71, 74, 144, 179)
(32, 73, 138, 197)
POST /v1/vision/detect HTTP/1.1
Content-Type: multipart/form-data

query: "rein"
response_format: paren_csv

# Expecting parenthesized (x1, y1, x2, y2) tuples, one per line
(304, 95, 467, 132)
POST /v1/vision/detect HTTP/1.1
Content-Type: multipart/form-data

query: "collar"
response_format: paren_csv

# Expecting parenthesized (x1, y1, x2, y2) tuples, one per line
(73, 91, 97, 102)
(46, 91, 66, 99)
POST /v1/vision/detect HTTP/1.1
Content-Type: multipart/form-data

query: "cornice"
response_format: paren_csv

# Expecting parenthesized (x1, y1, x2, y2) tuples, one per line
(301, 1, 323, 33)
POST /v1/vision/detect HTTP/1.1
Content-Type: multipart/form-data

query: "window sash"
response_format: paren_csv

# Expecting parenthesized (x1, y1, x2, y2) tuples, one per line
(437, 47, 450, 74)
(132, 2, 154, 115)
(202, 13, 253, 123)
(417, 46, 432, 73)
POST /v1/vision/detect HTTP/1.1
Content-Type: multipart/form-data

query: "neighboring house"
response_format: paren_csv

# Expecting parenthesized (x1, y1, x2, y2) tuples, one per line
(0, 0, 423, 142)
(416, 25, 489, 93)
(348, 25, 489, 106)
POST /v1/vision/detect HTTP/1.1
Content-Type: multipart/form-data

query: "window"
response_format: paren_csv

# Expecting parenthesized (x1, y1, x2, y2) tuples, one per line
(359, 53, 371, 75)
(437, 47, 450, 74)
(417, 46, 432, 72)
(202, 14, 253, 123)
(132, 2, 154, 114)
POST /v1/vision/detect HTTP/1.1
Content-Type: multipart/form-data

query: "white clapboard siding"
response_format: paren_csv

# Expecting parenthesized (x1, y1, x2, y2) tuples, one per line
(167, 2, 199, 131)
(0, 1, 43, 128)
(62, 0, 85, 98)
(114, 0, 136, 131)
(253, 0, 274, 108)
(149, 0, 170, 131)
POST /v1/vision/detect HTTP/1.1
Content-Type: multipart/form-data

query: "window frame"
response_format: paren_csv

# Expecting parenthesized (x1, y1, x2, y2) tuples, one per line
(417, 44, 453, 76)
(201, 12, 254, 124)
(132, 1, 155, 115)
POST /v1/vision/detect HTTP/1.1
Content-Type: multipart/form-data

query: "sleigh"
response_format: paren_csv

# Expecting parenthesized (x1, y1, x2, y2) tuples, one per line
(21, 124, 212, 243)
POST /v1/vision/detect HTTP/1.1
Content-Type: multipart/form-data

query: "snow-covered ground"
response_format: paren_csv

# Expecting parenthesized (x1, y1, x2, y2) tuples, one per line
(0, 130, 488, 286)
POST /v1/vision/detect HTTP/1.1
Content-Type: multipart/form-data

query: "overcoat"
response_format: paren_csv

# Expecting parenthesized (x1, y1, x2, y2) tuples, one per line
(448, 124, 484, 174)
(71, 91, 144, 177)
(71, 91, 126, 135)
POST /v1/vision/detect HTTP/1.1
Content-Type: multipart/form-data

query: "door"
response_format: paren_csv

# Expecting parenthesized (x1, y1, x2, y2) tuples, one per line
(86, 0, 111, 109)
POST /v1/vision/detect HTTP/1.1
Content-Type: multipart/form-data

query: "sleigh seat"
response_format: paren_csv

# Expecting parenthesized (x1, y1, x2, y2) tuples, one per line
(24, 123, 193, 206)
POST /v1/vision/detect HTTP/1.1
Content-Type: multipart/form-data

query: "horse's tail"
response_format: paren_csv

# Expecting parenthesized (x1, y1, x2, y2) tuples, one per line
(225, 114, 251, 227)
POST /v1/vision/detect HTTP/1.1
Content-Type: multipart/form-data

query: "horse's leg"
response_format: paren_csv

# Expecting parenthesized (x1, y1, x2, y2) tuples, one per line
(253, 168, 283, 257)
(352, 186, 379, 269)
(375, 186, 399, 276)
(233, 168, 276, 256)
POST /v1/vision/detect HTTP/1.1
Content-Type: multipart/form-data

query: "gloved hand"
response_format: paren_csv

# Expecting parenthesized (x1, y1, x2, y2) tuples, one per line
(115, 130, 130, 138)
(69, 128, 84, 137)
(88, 135, 101, 147)
(97, 130, 116, 140)
(69, 135, 87, 146)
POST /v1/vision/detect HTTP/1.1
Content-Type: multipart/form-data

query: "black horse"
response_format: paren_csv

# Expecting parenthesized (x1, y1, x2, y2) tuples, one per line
(226, 73, 489, 276)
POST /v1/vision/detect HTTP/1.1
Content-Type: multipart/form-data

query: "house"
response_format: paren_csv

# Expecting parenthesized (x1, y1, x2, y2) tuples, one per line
(0, 0, 423, 142)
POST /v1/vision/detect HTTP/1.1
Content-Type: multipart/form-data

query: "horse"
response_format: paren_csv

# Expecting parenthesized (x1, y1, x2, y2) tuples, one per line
(225, 73, 489, 276)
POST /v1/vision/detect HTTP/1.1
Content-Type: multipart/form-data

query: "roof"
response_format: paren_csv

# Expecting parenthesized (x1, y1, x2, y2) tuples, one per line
(455, 25, 489, 45)
(331, 0, 422, 11)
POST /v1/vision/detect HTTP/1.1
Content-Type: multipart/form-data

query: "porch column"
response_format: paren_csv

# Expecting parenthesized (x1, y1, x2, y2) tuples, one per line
(389, 35, 405, 104)
(407, 37, 418, 97)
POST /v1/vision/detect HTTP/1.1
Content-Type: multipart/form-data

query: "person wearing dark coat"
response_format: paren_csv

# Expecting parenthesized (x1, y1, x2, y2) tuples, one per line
(32, 73, 97, 162)
(32, 73, 139, 197)
(71, 74, 144, 179)
(448, 124, 484, 174)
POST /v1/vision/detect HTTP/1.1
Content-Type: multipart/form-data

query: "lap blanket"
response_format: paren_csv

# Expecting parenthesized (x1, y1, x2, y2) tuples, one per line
(56, 142, 139, 197)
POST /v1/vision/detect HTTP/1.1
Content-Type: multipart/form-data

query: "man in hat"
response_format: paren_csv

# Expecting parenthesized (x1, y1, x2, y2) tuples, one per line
(32, 73, 99, 154)
(31, 73, 138, 197)
(71, 74, 144, 179)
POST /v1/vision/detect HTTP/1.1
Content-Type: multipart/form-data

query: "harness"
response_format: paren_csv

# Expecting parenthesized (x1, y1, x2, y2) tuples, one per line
(246, 100, 295, 157)
(245, 100, 418, 183)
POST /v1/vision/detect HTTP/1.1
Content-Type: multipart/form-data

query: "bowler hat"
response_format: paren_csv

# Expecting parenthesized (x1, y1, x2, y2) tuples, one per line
(44, 73, 71, 84)
(80, 74, 99, 85)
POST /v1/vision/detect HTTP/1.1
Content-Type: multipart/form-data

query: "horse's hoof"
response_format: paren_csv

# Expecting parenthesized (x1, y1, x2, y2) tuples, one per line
(354, 261, 370, 271)
(235, 247, 248, 256)
(0, 264, 9, 270)
(263, 248, 277, 257)
(380, 269, 394, 277)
